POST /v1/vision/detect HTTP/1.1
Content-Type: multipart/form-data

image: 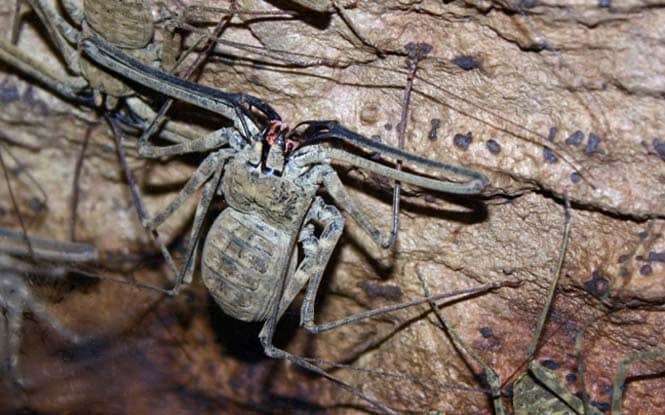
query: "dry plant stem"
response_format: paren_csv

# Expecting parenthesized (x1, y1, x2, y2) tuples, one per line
(525, 195, 572, 359)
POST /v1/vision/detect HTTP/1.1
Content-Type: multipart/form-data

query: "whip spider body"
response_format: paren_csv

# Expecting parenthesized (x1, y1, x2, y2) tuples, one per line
(79, 36, 517, 414)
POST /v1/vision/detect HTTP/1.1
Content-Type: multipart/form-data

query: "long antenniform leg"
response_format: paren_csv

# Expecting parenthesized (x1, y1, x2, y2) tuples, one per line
(417, 269, 506, 415)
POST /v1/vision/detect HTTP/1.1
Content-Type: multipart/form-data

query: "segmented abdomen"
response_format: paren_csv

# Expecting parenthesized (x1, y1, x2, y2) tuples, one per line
(202, 209, 292, 322)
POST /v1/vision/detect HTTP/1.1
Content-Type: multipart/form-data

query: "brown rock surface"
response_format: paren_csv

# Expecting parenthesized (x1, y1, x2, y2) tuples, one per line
(1, 1, 663, 414)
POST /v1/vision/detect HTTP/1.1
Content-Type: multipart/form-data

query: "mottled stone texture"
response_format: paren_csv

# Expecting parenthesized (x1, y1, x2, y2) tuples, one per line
(1, 0, 663, 414)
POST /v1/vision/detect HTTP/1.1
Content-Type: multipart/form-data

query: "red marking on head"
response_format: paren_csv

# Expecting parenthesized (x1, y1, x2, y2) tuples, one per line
(265, 120, 289, 146)
(285, 138, 300, 153)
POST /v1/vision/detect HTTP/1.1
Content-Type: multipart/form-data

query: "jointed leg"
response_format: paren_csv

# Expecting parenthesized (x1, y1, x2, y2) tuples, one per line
(138, 147, 234, 289)
(0, 307, 8, 374)
(525, 195, 571, 360)
(173, 160, 225, 287)
(60, 0, 84, 25)
(384, 41, 431, 249)
(138, 11, 234, 152)
(3, 1, 225, 294)
(295, 197, 344, 327)
(517, 360, 603, 415)
(303, 270, 519, 334)
(612, 349, 665, 415)
(0, 272, 81, 386)
(137, 128, 238, 159)
(258, 331, 399, 414)
(575, 312, 599, 415)
(107, 117, 235, 294)
(312, 162, 476, 249)
(23, 283, 81, 344)
(258, 306, 399, 415)
(256, 199, 517, 414)
(10, 0, 25, 43)
(249, 196, 396, 414)
(69, 124, 93, 241)
(144, 149, 234, 228)
(289, 123, 488, 194)
(311, 165, 388, 247)
(0, 37, 86, 99)
(576, 312, 665, 415)
(106, 115, 181, 291)
(5, 307, 23, 385)
(118, 98, 205, 145)
(21, 0, 81, 73)
(417, 269, 506, 415)
(289, 191, 521, 334)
